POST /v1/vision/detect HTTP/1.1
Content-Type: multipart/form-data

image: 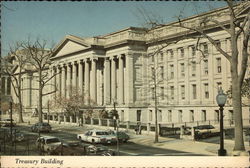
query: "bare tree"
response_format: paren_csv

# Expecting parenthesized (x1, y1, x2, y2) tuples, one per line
(21, 38, 57, 123)
(141, 26, 186, 143)
(2, 43, 32, 123)
(51, 86, 94, 121)
(137, 1, 249, 152)
(175, 1, 249, 153)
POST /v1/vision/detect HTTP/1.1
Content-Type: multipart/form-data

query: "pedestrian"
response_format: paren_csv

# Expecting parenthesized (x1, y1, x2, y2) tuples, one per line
(135, 122, 141, 135)
(138, 122, 142, 135)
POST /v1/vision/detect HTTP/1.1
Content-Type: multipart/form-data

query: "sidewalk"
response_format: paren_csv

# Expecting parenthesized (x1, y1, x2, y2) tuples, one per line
(15, 116, 250, 156)
(128, 133, 250, 156)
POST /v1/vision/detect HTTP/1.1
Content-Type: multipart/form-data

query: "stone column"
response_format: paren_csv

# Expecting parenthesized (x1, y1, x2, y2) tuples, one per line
(125, 53, 134, 104)
(84, 60, 90, 104)
(147, 123, 151, 134)
(111, 56, 117, 102)
(118, 55, 124, 104)
(52, 67, 56, 94)
(66, 63, 71, 98)
(104, 58, 111, 104)
(56, 66, 61, 97)
(78, 60, 83, 95)
(61, 65, 66, 98)
(72, 61, 77, 90)
(27, 75, 31, 107)
(90, 58, 97, 103)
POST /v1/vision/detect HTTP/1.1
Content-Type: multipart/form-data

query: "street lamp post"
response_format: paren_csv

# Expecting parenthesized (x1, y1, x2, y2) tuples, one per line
(216, 87, 227, 156)
(108, 99, 119, 155)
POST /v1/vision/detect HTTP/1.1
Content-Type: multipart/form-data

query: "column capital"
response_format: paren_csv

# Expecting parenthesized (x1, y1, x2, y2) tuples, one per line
(104, 57, 110, 61)
(78, 59, 83, 64)
(126, 52, 133, 58)
(117, 54, 124, 59)
(90, 57, 98, 62)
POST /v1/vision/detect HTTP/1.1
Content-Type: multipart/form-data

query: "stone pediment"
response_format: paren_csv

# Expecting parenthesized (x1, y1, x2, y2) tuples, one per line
(52, 35, 91, 58)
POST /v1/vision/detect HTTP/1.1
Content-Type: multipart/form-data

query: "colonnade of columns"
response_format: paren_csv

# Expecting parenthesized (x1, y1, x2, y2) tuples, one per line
(51, 53, 132, 105)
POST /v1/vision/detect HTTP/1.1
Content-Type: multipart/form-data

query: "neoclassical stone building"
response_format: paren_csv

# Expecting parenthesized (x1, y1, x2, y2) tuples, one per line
(17, 4, 250, 126)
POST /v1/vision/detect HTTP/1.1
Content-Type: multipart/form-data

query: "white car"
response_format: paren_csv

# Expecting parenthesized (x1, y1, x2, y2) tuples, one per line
(77, 129, 117, 144)
(36, 136, 62, 153)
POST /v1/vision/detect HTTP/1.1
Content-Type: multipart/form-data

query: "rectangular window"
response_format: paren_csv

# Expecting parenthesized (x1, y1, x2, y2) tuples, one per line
(170, 64, 174, 79)
(158, 110, 162, 122)
(168, 49, 173, 59)
(168, 110, 172, 122)
(180, 48, 184, 57)
(192, 84, 197, 99)
(151, 87, 155, 100)
(7, 77, 11, 95)
(151, 67, 154, 79)
(215, 40, 221, 49)
(160, 66, 164, 80)
(216, 58, 221, 73)
(191, 46, 196, 56)
(202, 110, 207, 121)
(178, 110, 183, 123)
(204, 83, 209, 99)
(121, 110, 124, 121)
(217, 82, 222, 90)
(2, 77, 5, 95)
(215, 110, 219, 123)
(151, 55, 154, 62)
(170, 86, 174, 100)
(181, 85, 185, 100)
(204, 60, 208, 75)
(160, 87, 164, 100)
(137, 110, 141, 122)
(191, 61, 196, 77)
(203, 43, 208, 56)
(180, 63, 185, 77)
(149, 110, 153, 122)
(229, 110, 234, 120)
(160, 52, 164, 62)
(190, 110, 194, 122)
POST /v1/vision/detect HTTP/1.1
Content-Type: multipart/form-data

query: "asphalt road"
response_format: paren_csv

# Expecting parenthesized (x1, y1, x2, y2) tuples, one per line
(1, 123, 206, 156)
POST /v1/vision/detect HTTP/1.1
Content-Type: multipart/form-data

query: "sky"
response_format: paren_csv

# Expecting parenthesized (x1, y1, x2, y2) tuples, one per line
(1, 1, 227, 56)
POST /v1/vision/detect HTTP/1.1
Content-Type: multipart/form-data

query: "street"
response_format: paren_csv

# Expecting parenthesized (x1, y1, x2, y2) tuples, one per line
(0, 123, 209, 156)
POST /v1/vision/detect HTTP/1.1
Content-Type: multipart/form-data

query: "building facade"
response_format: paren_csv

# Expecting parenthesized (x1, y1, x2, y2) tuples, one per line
(16, 4, 250, 126)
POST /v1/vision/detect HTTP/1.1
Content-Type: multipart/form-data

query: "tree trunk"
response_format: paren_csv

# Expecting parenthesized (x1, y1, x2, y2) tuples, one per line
(232, 78, 245, 151)
(17, 97, 24, 123)
(17, 75, 24, 123)
(38, 70, 43, 123)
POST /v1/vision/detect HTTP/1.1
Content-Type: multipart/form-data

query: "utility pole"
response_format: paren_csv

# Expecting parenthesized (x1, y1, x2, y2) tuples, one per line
(47, 101, 49, 124)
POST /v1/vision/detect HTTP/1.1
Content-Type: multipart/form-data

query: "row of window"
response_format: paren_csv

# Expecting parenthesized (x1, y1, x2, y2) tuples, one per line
(148, 109, 234, 123)
(156, 40, 225, 60)
(151, 82, 223, 100)
(150, 57, 222, 80)
(1, 77, 11, 95)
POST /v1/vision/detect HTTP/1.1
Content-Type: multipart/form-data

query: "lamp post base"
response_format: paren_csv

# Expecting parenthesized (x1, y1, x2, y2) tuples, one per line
(218, 149, 227, 156)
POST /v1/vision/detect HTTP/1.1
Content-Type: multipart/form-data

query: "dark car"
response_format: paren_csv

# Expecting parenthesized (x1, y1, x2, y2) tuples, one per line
(107, 130, 130, 143)
(0, 119, 16, 127)
(86, 144, 115, 156)
(6, 129, 25, 142)
(50, 141, 87, 156)
(194, 125, 219, 139)
(31, 122, 52, 133)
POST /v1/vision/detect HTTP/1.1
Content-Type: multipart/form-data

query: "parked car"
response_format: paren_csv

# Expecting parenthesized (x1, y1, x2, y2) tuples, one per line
(194, 125, 220, 139)
(36, 136, 62, 153)
(50, 141, 87, 156)
(86, 144, 115, 156)
(0, 119, 16, 127)
(5, 129, 24, 142)
(107, 130, 130, 142)
(31, 122, 52, 133)
(77, 129, 117, 144)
